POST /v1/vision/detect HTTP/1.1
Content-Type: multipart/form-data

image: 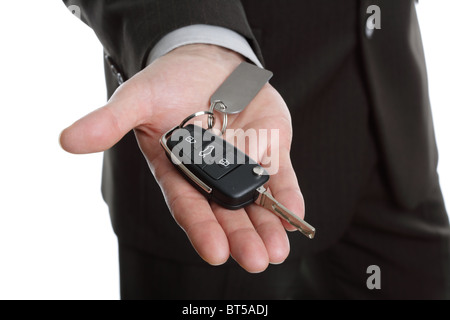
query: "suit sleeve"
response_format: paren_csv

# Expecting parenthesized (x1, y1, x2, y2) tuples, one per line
(62, 0, 262, 80)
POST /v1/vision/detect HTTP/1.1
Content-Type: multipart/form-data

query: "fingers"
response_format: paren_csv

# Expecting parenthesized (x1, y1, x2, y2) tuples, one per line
(172, 195, 231, 266)
(153, 148, 289, 272)
(212, 203, 290, 272)
(151, 153, 230, 266)
(212, 204, 269, 273)
(246, 204, 290, 264)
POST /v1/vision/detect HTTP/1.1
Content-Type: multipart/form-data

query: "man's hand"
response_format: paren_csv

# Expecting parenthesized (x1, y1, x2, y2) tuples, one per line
(60, 44, 304, 273)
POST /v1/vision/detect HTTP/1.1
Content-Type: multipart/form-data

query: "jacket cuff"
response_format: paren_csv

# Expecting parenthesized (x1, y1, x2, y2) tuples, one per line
(146, 24, 263, 68)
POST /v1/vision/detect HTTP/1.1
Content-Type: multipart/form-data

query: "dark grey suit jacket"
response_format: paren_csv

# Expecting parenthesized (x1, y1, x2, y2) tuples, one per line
(63, 0, 439, 262)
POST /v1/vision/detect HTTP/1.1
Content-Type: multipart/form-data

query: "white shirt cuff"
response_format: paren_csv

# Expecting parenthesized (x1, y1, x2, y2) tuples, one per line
(146, 24, 262, 68)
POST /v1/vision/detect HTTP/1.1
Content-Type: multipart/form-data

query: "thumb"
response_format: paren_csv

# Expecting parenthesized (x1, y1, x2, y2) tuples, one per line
(59, 84, 148, 154)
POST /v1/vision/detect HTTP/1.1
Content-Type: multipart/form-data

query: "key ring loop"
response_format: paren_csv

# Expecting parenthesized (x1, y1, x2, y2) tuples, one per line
(179, 110, 215, 129)
(207, 100, 228, 135)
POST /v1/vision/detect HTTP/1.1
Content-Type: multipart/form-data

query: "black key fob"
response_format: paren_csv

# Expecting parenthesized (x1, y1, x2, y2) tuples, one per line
(160, 124, 269, 210)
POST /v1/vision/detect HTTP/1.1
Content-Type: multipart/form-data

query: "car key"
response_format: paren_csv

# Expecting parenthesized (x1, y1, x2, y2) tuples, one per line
(160, 124, 316, 239)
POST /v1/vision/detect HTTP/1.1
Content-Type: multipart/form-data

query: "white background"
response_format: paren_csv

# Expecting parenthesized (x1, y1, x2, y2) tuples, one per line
(0, 1, 448, 300)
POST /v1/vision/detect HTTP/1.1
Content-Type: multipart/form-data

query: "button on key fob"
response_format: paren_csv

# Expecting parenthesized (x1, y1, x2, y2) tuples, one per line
(160, 124, 315, 239)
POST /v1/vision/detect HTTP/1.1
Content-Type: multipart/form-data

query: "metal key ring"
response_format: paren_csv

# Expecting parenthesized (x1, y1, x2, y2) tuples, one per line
(179, 110, 215, 129)
(208, 100, 228, 135)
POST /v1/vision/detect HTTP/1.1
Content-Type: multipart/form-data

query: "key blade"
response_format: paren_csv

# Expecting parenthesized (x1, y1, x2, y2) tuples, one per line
(256, 186, 316, 239)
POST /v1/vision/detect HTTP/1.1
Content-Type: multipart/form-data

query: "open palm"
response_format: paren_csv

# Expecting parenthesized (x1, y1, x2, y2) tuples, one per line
(60, 44, 305, 273)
